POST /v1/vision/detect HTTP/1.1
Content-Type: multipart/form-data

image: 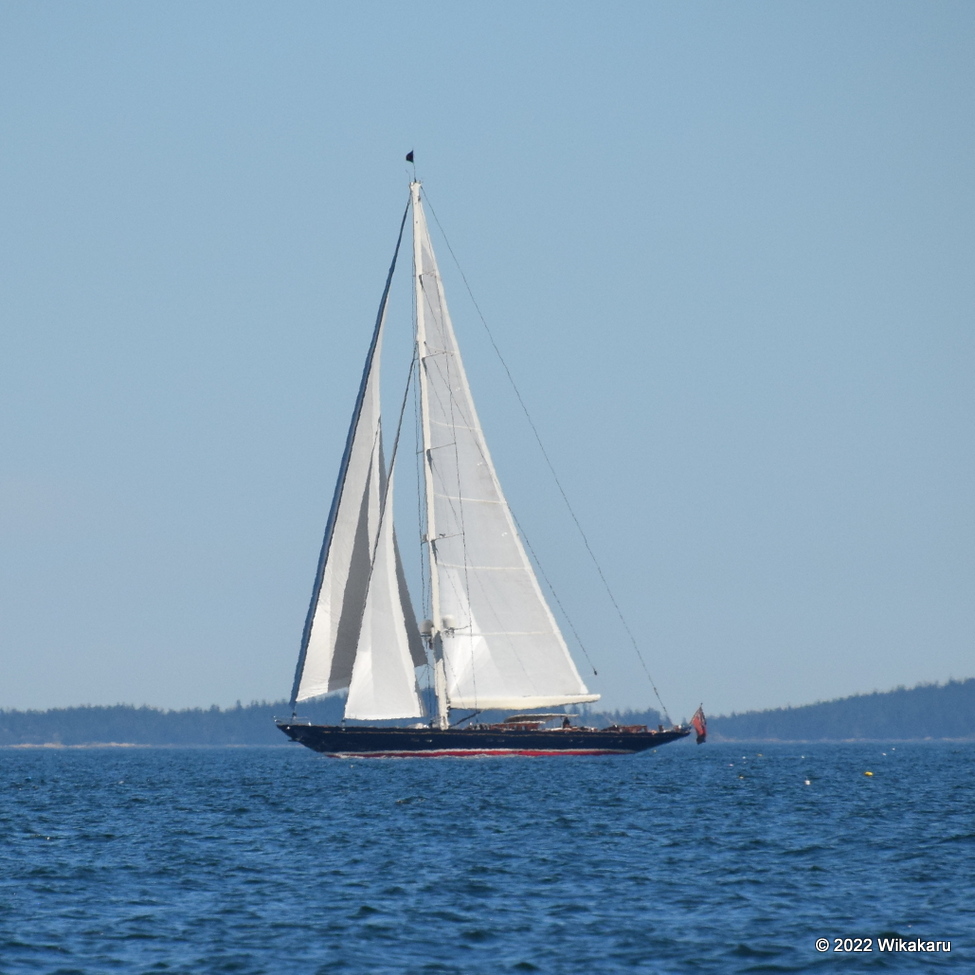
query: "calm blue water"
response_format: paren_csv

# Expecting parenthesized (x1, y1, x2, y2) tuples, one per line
(1, 742, 971, 973)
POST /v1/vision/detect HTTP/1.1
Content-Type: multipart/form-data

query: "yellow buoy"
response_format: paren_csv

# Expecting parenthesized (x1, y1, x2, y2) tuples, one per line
(864, 771, 874, 776)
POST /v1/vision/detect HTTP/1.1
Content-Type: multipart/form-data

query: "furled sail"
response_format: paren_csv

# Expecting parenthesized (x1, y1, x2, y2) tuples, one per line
(290, 208, 423, 717)
(412, 184, 599, 711)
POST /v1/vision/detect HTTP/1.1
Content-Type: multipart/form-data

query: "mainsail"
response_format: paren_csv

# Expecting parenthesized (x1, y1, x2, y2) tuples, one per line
(411, 183, 599, 712)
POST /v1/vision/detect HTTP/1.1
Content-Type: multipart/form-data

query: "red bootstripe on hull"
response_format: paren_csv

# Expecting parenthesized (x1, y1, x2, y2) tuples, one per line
(324, 748, 626, 758)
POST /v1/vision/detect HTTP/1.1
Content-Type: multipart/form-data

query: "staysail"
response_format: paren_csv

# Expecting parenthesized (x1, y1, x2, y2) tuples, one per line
(411, 182, 599, 712)
(290, 206, 423, 717)
(345, 464, 426, 719)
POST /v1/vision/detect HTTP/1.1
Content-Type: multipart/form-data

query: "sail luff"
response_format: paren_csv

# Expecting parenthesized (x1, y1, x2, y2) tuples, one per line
(289, 200, 410, 710)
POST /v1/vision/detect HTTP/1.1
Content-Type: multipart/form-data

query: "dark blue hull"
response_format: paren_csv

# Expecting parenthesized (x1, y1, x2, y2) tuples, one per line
(276, 723, 690, 757)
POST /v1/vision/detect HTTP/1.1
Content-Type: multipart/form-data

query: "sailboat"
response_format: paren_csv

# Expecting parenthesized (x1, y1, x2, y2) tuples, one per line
(276, 178, 693, 757)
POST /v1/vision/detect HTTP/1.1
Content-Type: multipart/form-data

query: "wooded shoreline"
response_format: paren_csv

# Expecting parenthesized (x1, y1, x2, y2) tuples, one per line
(2, 679, 972, 746)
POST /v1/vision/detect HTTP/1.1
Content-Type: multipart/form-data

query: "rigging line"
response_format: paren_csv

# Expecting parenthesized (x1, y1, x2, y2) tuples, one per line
(423, 194, 672, 723)
(450, 709, 481, 728)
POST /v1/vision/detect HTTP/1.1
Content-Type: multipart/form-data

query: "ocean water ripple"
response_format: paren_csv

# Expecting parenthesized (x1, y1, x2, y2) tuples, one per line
(1, 742, 972, 973)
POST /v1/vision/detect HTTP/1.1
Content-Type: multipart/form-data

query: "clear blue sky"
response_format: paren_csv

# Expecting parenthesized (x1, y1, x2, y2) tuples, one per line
(1, 1, 972, 717)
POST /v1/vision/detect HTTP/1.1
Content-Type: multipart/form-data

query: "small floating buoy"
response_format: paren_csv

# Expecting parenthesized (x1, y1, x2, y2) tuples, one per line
(864, 771, 874, 776)
(804, 779, 811, 785)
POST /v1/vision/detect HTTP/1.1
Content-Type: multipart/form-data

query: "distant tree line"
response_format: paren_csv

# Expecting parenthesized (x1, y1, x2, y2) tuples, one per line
(0, 698, 344, 747)
(1, 680, 971, 745)
(709, 679, 975, 741)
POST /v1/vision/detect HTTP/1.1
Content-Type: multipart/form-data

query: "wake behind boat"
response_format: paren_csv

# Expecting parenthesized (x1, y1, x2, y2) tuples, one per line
(277, 173, 696, 757)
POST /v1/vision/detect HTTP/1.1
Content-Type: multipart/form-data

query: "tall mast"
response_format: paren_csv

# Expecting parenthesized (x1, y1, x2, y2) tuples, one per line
(412, 181, 449, 729)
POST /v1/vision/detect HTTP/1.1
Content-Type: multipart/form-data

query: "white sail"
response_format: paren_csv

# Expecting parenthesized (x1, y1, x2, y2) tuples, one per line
(293, 274, 423, 713)
(412, 185, 599, 712)
(345, 465, 424, 719)
(293, 339, 384, 703)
